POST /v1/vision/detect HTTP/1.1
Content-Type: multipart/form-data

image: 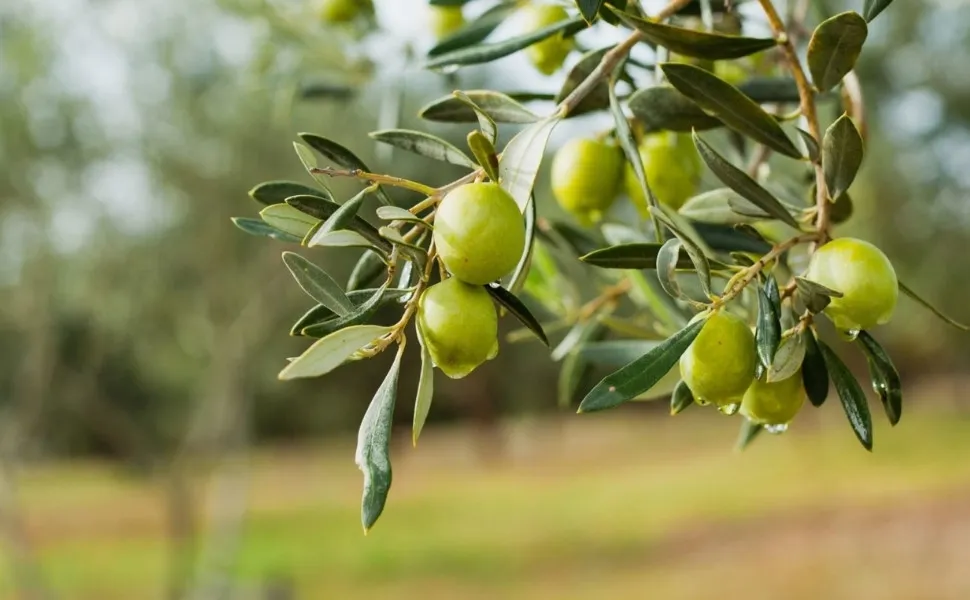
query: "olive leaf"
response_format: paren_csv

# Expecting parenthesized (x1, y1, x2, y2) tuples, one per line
(504, 193, 537, 294)
(628, 85, 722, 133)
(425, 15, 587, 70)
(818, 339, 873, 451)
(857, 331, 902, 426)
(499, 114, 561, 211)
(278, 325, 393, 381)
(649, 205, 712, 296)
(580, 241, 695, 271)
(286, 195, 392, 254)
(301, 282, 390, 339)
(356, 344, 404, 532)
(290, 288, 412, 336)
(807, 12, 868, 93)
(670, 379, 695, 415)
(369, 129, 477, 169)
(735, 418, 763, 451)
(610, 7, 777, 59)
(796, 129, 820, 163)
(427, 1, 517, 57)
(412, 322, 435, 446)
(863, 0, 894, 22)
(822, 114, 864, 200)
(260, 204, 319, 240)
(578, 317, 706, 413)
(467, 130, 500, 180)
(679, 188, 763, 226)
(375, 206, 426, 224)
(298, 133, 392, 206)
(293, 142, 335, 193)
(232, 217, 303, 244)
(692, 133, 801, 228)
(767, 332, 806, 383)
(485, 284, 549, 346)
(662, 63, 801, 158)
(307, 187, 370, 247)
(249, 180, 330, 205)
(898, 280, 970, 331)
(756, 279, 782, 370)
(282, 252, 355, 316)
(801, 329, 830, 407)
(575, 0, 605, 23)
(795, 276, 842, 314)
(419, 90, 541, 124)
(656, 237, 686, 299)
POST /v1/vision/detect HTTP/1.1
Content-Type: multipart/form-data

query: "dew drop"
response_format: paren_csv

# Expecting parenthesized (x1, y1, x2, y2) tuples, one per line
(718, 402, 740, 416)
(765, 423, 789, 435)
(838, 328, 861, 342)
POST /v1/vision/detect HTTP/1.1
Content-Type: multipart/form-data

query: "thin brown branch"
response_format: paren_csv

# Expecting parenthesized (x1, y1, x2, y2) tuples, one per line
(310, 167, 436, 196)
(714, 234, 818, 307)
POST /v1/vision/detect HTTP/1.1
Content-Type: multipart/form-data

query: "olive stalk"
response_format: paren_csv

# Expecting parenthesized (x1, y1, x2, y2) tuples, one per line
(713, 233, 818, 308)
(756, 0, 831, 242)
(310, 167, 437, 196)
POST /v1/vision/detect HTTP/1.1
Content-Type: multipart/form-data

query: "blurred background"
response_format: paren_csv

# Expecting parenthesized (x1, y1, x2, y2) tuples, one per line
(3, 0, 970, 598)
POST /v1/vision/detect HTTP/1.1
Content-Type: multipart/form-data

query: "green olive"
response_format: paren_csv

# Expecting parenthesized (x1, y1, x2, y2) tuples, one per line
(624, 131, 702, 216)
(550, 138, 624, 225)
(320, 0, 372, 23)
(433, 182, 525, 285)
(430, 5, 465, 40)
(740, 370, 807, 426)
(680, 310, 757, 408)
(417, 278, 498, 379)
(520, 3, 574, 75)
(804, 237, 898, 332)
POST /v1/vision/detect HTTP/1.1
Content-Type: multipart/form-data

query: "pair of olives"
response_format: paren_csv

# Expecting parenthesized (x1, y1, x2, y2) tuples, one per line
(680, 238, 898, 425)
(417, 183, 526, 379)
(550, 132, 701, 224)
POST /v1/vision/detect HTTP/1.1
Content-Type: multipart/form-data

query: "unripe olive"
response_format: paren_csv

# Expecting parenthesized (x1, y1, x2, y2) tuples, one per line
(320, 0, 372, 23)
(625, 132, 702, 216)
(520, 3, 574, 75)
(680, 310, 757, 407)
(433, 182, 525, 285)
(550, 138, 624, 225)
(740, 370, 807, 426)
(430, 5, 465, 40)
(417, 278, 498, 379)
(804, 237, 898, 332)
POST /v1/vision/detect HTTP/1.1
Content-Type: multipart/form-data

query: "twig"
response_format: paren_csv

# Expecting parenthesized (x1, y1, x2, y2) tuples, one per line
(310, 167, 436, 196)
(714, 234, 817, 307)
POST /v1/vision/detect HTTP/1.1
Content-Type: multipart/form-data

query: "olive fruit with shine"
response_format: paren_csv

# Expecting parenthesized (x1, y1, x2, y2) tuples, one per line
(520, 3, 574, 75)
(625, 131, 701, 216)
(804, 237, 898, 332)
(320, 0, 372, 23)
(430, 5, 465, 40)
(433, 182, 525, 285)
(680, 310, 757, 408)
(550, 138, 624, 225)
(740, 371, 807, 426)
(417, 278, 498, 379)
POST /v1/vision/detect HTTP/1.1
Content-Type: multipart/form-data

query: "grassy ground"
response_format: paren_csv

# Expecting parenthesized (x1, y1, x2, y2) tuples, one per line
(3, 399, 970, 599)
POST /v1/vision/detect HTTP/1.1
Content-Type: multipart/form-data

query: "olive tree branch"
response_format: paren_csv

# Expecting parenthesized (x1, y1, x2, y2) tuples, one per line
(310, 167, 437, 196)
(713, 233, 818, 308)
(757, 0, 831, 242)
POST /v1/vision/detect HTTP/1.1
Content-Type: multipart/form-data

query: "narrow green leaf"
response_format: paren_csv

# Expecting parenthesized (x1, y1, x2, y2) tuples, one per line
(260, 204, 319, 239)
(756, 280, 781, 370)
(656, 238, 685, 299)
(307, 187, 369, 247)
(862, 0, 894, 22)
(425, 16, 587, 70)
(356, 344, 404, 532)
(578, 340, 661, 367)
(347, 251, 387, 292)
(628, 85, 722, 134)
(232, 217, 303, 244)
(249, 180, 330, 206)
(679, 188, 762, 225)
(467, 130, 500, 180)
(739, 77, 802, 105)
(857, 331, 902, 426)
(580, 242, 694, 270)
(369, 129, 477, 168)
(612, 8, 777, 59)
(278, 325, 392, 381)
(485, 284, 549, 346)
(898, 280, 970, 331)
(499, 114, 561, 210)
(413, 322, 435, 446)
(286, 195, 392, 254)
(795, 276, 843, 314)
(822, 114, 864, 200)
(830, 191, 855, 224)
(649, 205, 712, 296)
(801, 329, 830, 407)
(662, 63, 801, 158)
(298, 133, 392, 206)
(419, 90, 541, 124)
(670, 379, 695, 415)
(309, 230, 376, 250)
(807, 12, 868, 93)
(282, 252, 355, 316)
(290, 288, 412, 336)
(427, 2, 516, 57)
(735, 418, 763, 451)
(556, 47, 611, 117)
(692, 133, 802, 228)
(818, 339, 873, 450)
(453, 91, 499, 144)
(301, 283, 389, 338)
(576, 0, 605, 23)
(796, 129, 820, 163)
(375, 205, 426, 224)
(293, 142, 334, 192)
(578, 317, 705, 413)
(767, 332, 806, 383)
